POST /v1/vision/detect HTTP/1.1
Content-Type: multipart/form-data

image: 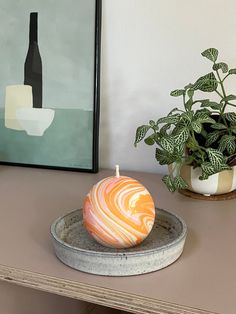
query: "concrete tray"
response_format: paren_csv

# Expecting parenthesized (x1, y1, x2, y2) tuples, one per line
(51, 208, 187, 276)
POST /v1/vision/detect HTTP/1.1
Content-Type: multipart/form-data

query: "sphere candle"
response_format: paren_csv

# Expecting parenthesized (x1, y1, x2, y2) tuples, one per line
(83, 166, 155, 248)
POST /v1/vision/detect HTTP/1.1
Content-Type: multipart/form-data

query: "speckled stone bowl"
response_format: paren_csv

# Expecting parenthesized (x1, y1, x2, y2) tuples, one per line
(50, 208, 187, 276)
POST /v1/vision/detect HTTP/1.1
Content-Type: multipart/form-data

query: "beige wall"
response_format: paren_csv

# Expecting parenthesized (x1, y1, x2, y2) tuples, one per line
(100, 0, 236, 173)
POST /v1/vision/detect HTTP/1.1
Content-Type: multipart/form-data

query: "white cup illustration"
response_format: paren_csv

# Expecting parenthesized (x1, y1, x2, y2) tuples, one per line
(16, 107, 55, 136)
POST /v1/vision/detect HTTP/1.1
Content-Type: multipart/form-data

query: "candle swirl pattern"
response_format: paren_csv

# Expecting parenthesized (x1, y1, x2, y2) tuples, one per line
(83, 176, 155, 248)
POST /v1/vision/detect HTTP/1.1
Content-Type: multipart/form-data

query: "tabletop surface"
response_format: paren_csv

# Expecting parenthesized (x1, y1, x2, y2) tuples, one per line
(0, 166, 235, 314)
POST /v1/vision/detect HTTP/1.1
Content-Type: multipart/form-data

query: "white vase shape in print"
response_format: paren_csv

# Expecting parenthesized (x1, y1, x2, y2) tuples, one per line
(5, 85, 33, 130)
(16, 108, 55, 136)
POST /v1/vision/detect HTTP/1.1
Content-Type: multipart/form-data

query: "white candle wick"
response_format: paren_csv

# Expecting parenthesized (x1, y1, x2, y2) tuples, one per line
(115, 165, 120, 178)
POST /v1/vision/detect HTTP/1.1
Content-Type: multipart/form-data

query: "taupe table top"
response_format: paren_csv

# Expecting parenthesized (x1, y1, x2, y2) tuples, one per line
(0, 166, 235, 314)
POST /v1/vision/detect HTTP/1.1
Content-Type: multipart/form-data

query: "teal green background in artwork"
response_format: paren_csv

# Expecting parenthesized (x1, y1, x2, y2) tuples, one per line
(0, 109, 93, 168)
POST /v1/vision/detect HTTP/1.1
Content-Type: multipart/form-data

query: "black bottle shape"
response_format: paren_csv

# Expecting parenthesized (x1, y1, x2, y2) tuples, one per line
(24, 12, 42, 108)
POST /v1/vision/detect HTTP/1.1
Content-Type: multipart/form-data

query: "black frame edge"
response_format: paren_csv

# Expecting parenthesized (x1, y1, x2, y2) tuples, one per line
(92, 0, 102, 173)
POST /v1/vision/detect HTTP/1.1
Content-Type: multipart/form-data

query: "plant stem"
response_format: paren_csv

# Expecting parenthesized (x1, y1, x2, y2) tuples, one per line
(227, 102, 236, 108)
(215, 69, 229, 117)
(215, 90, 224, 99)
(168, 162, 180, 178)
(183, 94, 186, 110)
(192, 99, 208, 104)
(214, 69, 231, 133)
(222, 73, 230, 82)
(226, 154, 236, 161)
(190, 130, 205, 161)
(216, 69, 227, 99)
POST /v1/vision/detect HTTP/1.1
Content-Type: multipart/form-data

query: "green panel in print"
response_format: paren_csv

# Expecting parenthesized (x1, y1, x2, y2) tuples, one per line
(0, 109, 93, 169)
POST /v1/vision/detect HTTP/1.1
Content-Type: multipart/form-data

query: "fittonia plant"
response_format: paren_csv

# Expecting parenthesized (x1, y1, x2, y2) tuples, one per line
(135, 48, 236, 192)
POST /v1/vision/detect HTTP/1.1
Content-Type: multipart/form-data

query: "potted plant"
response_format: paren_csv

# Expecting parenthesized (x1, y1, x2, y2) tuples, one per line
(135, 48, 236, 195)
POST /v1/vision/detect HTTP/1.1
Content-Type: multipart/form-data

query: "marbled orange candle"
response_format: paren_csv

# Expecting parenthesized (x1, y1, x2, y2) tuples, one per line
(83, 166, 155, 248)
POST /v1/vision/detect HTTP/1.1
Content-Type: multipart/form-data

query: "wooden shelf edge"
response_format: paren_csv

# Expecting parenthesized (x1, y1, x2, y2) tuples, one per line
(0, 264, 219, 314)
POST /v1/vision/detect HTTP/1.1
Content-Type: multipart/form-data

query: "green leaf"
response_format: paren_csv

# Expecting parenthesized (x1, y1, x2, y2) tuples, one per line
(218, 140, 227, 153)
(185, 99, 193, 111)
(224, 112, 236, 123)
(155, 149, 174, 165)
(208, 102, 222, 110)
(168, 107, 179, 116)
(207, 148, 224, 171)
(149, 120, 156, 127)
(156, 114, 180, 125)
(200, 162, 216, 180)
(134, 125, 150, 146)
(219, 164, 231, 171)
(199, 100, 210, 107)
(218, 135, 236, 155)
(160, 124, 171, 136)
(193, 151, 207, 164)
(227, 139, 236, 155)
(162, 175, 176, 192)
(199, 99, 210, 105)
(160, 136, 175, 153)
(181, 111, 194, 122)
(194, 112, 216, 124)
(172, 121, 186, 136)
(201, 128, 208, 138)
(222, 95, 236, 103)
(205, 131, 220, 147)
(186, 137, 199, 150)
(174, 176, 188, 189)
(200, 101, 222, 110)
(201, 48, 218, 62)
(184, 83, 193, 90)
(231, 126, 236, 134)
(199, 172, 210, 180)
(185, 155, 195, 165)
(144, 135, 155, 146)
(199, 108, 211, 114)
(184, 83, 194, 90)
(174, 145, 185, 158)
(211, 123, 227, 130)
(200, 162, 231, 180)
(213, 62, 228, 73)
(173, 127, 189, 145)
(193, 72, 218, 92)
(192, 120, 202, 133)
(170, 89, 185, 97)
(187, 89, 194, 98)
(229, 69, 236, 75)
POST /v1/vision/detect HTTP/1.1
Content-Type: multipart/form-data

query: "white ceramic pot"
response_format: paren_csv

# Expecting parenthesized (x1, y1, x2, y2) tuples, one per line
(179, 165, 236, 195)
(16, 108, 55, 136)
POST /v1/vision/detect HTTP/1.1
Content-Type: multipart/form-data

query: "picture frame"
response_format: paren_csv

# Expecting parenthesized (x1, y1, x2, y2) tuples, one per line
(0, 0, 102, 173)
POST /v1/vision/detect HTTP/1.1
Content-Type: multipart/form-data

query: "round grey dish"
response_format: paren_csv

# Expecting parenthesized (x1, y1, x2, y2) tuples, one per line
(50, 208, 187, 276)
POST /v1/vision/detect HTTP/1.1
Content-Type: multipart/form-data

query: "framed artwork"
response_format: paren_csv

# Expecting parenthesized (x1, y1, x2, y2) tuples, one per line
(0, 0, 101, 172)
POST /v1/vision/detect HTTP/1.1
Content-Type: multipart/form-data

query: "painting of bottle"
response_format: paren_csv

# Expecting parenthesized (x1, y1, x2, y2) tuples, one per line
(24, 12, 42, 108)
